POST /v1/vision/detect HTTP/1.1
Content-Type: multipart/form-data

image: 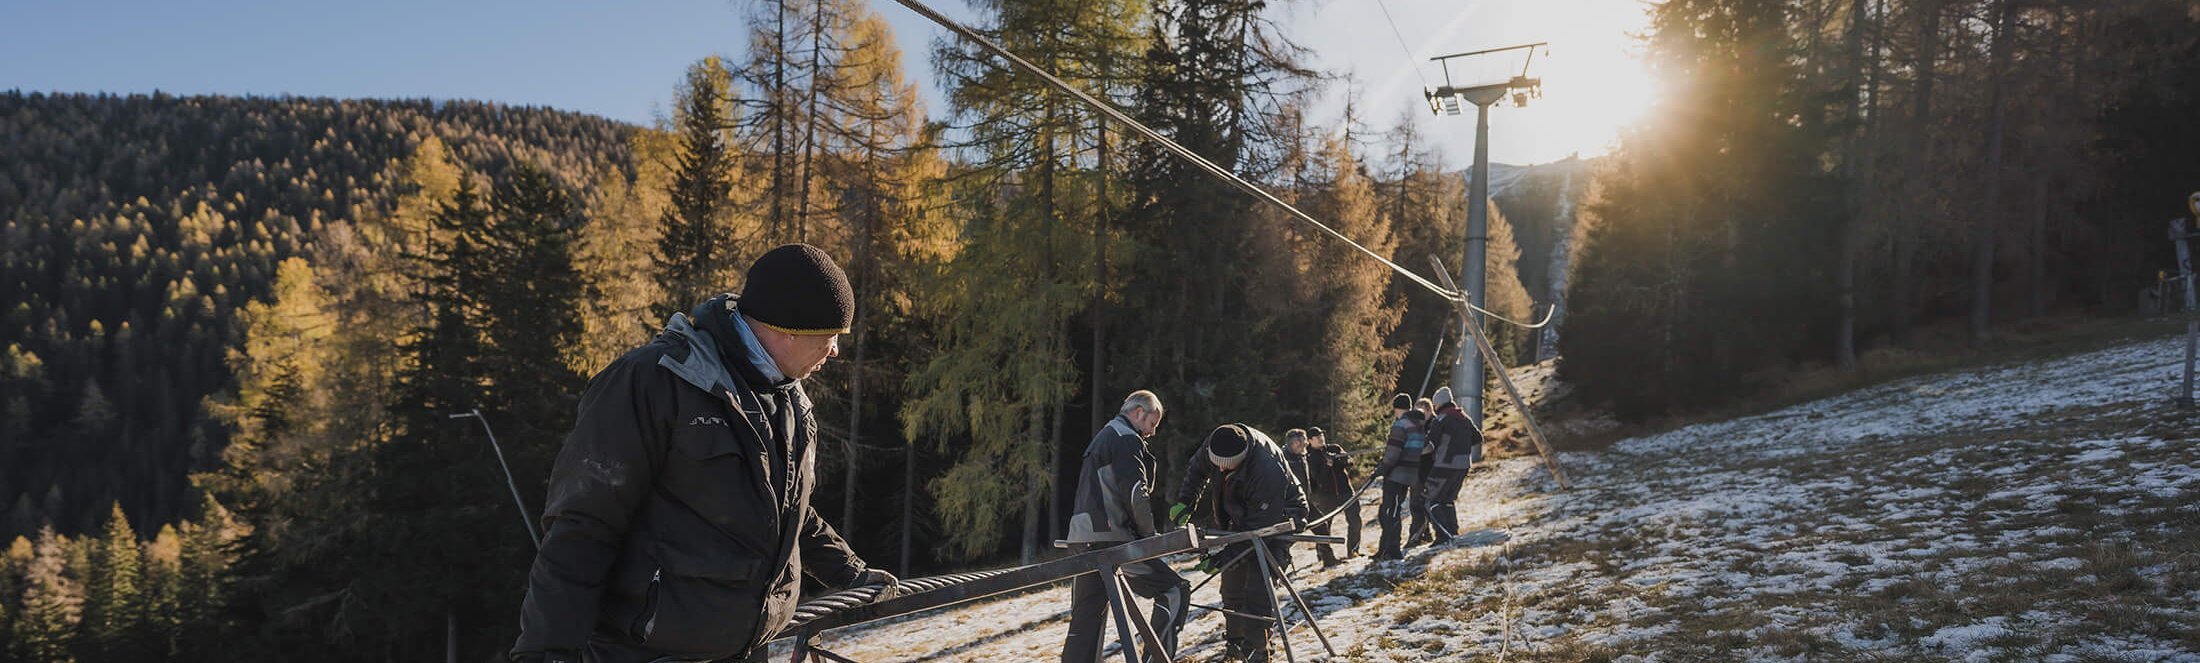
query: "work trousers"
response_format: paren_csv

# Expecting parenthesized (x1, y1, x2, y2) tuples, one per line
(1061, 542, 1190, 663)
(1421, 470, 1466, 542)
(1216, 539, 1291, 661)
(1376, 480, 1410, 558)
(1308, 492, 1362, 564)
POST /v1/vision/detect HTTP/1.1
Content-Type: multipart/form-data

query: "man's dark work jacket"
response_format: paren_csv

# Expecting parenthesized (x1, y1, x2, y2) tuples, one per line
(512, 295, 868, 661)
(1065, 415, 1161, 543)
(1172, 425, 1309, 531)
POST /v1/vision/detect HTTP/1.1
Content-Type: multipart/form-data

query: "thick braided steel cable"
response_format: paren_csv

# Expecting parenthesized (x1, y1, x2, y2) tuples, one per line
(788, 567, 1025, 629)
(1305, 476, 1380, 530)
(788, 478, 1373, 632)
(884, 0, 1459, 301)
(1477, 302, 1560, 330)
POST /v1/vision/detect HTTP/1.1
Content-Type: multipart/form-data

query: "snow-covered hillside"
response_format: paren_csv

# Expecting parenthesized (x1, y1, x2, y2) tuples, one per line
(776, 337, 2199, 662)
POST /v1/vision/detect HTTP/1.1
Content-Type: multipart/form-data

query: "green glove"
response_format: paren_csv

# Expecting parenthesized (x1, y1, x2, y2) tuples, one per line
(1194, 551, 1223, 575)
(1169, 502, 1193, 525)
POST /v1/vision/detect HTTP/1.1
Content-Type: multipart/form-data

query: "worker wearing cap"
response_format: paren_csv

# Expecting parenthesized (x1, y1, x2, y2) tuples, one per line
(511, 244, 901, 663)
(1372, 393, 1428, 561)
(1421, 387, 1483, 543)
(1168, 424, 1307, 663)
(1303, 426, 1361, 566)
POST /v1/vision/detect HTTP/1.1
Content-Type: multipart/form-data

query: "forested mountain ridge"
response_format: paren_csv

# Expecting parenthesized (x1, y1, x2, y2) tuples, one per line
(0, 91, 637, 540)
(1484, 158, 1595, 360)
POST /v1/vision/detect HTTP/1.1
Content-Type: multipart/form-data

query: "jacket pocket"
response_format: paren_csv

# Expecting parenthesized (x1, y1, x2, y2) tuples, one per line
(632, 542, 767, 657)
(671, 425, 748, 460)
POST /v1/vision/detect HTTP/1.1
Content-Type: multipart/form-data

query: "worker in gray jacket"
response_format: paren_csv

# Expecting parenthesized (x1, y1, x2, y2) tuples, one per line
(1061, 391, 1186, 663)
(1169, 425, 1307, 663)
(1420, 387, 1482, 542)
(1372, 393, 1428, 560)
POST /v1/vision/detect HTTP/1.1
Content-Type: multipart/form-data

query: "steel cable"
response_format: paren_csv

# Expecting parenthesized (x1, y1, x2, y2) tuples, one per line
(884, 0, 1459, 300)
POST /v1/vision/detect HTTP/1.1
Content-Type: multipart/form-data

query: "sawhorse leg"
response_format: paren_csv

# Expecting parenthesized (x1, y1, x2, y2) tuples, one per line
(1100, 563, 1147, 663)
(792, 633, 861, 663)
(1252, 542, 1337, 661)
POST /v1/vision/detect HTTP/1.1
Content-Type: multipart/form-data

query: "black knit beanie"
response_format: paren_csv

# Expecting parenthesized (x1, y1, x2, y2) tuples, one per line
(1206, 425, 1250, 466)
(741, 244, 854, 336)
(1390, 393, 1412, 410)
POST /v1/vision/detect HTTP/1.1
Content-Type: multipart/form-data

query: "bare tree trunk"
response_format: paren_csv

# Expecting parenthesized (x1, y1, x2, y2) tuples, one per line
(2030, 171, 2050, 319)
(900, 435, 914, 571)
(1092, 122, 1108, 434)
(1837, 0, 1871, 370)
(1050, 390, 1067, 541)
(843, 283, 863, 537)
(1894, 0, 1939, 346)
(770, 0, 789, 241)
(794, 0, 825, 244)
(1972, 0, 2015, 342)
(1021, 408, 1042, 566)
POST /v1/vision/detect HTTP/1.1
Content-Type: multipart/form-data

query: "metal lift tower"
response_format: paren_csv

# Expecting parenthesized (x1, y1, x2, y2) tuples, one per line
(1425, 42, 1545, 426)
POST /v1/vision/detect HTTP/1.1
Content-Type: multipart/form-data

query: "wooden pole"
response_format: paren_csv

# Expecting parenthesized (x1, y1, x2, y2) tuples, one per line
(1431, 256, 1571, 489)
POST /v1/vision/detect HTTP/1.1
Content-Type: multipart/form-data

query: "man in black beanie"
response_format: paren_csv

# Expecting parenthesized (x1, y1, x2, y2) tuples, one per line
(1169, 424, 1307, 663)
(512, 244, 900, 663)
(1302, 427, 1361, 566)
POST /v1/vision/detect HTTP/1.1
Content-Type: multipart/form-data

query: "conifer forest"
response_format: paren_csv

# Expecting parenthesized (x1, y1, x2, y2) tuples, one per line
(2, 0, 2196, 660)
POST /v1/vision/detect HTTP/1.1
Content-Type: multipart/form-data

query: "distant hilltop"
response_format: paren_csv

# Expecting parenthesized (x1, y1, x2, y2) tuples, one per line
(0, 91, 638, 538)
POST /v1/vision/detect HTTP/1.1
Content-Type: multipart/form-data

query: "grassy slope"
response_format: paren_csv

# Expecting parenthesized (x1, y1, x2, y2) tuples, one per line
(775, 330, 2200, 662)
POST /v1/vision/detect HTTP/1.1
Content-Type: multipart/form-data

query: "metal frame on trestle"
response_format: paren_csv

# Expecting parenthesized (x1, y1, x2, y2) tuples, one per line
(779, 521, 1344, 662)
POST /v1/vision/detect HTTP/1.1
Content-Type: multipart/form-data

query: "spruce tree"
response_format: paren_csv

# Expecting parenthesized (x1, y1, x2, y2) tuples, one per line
(78, 503, 145, 661)
(654, 57, 740, 316)
(907, 0, 1148, 563)
(171, 495, 237, 661)
(139, 524, 181, 660)
(480, 164, 587, 438)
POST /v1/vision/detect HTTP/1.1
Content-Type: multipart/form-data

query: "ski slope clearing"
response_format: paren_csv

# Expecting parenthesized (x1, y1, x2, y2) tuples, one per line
(774, 336, 2199, 662)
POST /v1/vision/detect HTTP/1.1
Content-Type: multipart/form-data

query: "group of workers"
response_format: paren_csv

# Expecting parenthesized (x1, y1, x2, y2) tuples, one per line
(1062, 384, 1483, 662)
(506, 245, 1485, 663)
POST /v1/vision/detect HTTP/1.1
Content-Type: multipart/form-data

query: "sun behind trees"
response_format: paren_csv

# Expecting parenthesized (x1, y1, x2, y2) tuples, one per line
(4, 0, 2196, 660)
(1558, 0, 2199, 418)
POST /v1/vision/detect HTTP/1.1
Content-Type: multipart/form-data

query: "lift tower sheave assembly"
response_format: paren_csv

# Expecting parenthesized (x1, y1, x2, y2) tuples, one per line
(1424, 42, 1545, 428)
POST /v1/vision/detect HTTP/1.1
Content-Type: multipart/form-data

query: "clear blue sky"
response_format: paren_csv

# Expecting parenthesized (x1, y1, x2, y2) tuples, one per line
(0, 0, 972, 127)
(1, 0, 1649, 165)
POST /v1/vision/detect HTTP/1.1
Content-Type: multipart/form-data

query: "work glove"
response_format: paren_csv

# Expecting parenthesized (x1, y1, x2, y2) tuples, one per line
(1169, 502, 1193, 525)
(853, 568, 903, 602)
(1193, 551, 1224, 575)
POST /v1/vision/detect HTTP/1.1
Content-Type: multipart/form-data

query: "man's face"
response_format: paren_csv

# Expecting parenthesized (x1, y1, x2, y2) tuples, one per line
(1130, 407, 1164, 437)
(753, 321, 839, 380)
(1309, 434, 1326, 448)
(1288, 437, 1307, 454)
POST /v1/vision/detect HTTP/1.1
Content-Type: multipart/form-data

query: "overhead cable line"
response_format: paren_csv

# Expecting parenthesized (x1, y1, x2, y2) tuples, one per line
(886, 0, 1458, 299)
(1372, 0, 1430, 88)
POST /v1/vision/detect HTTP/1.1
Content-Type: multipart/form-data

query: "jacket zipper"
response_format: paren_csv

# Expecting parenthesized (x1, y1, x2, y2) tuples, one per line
(633, 568, 662, 641)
